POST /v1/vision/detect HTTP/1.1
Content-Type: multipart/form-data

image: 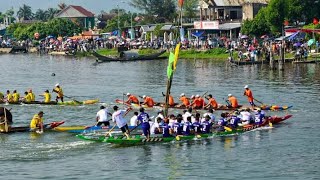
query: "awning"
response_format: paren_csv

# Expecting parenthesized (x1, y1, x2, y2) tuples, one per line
(192, 31, 205, 37)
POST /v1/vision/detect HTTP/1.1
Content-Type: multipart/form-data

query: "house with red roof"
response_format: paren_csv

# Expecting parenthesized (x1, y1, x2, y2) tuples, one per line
(55, 5, 95, 29)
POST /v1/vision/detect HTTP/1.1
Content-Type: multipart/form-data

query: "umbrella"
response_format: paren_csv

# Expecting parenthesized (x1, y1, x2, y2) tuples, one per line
(241, 35, 248, 39)
(308, 39, 315, 46)
(293, 42, 302, 47)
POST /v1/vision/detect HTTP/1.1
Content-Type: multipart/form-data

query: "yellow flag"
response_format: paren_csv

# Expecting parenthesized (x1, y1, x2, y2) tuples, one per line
(173, 43, 181, 70)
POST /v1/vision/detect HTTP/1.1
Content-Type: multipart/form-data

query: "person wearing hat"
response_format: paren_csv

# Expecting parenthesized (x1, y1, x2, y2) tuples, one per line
(190, 94, 204, 109)
(178, 93, 190, 108)
(125, 93, 139, 104)
(39, 90, 51, 103)
(96, 106, 112, 127)
(243, 85, 255, 108)
(204, 94, 218, 109)
(30, 111, 44, 132)
(227, 94, 239, 108)
(141, 95, 155, 107)
(53, 83, 64, 102)
(112, 105, 131, 138)
(137, 107, 151, 139)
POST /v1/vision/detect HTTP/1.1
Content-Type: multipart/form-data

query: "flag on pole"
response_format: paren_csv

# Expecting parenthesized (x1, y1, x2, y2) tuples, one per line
(167, 52, 175, 78)
(173, 43, 181, 70)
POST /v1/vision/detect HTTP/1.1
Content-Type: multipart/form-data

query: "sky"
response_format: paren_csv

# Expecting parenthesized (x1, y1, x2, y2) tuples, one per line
(0, 0, 136, 15)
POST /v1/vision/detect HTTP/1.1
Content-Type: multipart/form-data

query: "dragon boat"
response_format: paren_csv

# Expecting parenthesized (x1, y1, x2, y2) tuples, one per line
(0, 99, 99, 106)
(0, 121, 65, 133)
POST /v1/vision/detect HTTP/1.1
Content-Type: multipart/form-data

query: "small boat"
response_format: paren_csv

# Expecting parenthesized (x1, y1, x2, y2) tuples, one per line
(93, 50, 167, 62)
(0, 99, 99, 106)
(76, 115, 292, 145)
(292, 60, 319, 64)
(1, 121, 65, 133)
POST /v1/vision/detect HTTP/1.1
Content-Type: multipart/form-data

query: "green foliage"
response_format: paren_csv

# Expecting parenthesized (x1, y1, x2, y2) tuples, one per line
(102, 11, 138, 33)
(241, 7, 270, 36)
(267, 0, 288, 34)
(6, 18, 82, 40)
(153, 24, 163, 37)
(17, 4, 33, 20)
(130, 0, 177, 23)
(183, 0, 198, 22)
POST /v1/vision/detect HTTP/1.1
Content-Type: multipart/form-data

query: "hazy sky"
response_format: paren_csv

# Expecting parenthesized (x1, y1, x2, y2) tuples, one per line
(0, 0, 136, 15)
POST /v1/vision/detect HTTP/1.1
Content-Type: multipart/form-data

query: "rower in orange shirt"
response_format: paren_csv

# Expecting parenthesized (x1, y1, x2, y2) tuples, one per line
(227, 94, 239, 108)
(168, 94, 175, 107)
(125, 93, 139, 104)
(204, 94, 218, 109)
(243, 85, 255, 108)
(190, 94, 204, 109)
(141, 95, 155, 107)
(178, 93, 190, 107)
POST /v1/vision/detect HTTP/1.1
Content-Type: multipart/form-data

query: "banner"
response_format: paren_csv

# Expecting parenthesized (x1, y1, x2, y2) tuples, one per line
(194, 21, 219, 30)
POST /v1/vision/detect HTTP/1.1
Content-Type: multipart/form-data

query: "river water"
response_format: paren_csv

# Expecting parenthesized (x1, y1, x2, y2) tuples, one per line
(0, 54, 319, 179)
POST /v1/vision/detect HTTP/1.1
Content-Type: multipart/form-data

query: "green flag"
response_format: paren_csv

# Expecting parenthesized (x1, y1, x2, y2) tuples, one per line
(167, 52, 175, 78)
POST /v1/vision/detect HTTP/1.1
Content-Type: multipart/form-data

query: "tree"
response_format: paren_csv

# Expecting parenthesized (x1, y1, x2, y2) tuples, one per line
(266, 0, 289, 35)
(34, 9, 48, 21)
(17, 4, 33, 20)
(46, 8, 59, 20)
(58, 3, 67, 10)
(183, 0, 198, 22)
(130, 0, 177, 23)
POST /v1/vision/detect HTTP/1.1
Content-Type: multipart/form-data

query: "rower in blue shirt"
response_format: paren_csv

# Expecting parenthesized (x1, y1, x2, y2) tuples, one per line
(173, 115, 183, 136)
(254, 109, 265, 125)
(183, 116, 192, 135)
(137, 107, 150, 139)
(217, 113, 228, 132)
(161, 118, 172, 138)
(192, 118, 202, 134)
(201, 115, 212, 133)
(229, 111, 241, 129)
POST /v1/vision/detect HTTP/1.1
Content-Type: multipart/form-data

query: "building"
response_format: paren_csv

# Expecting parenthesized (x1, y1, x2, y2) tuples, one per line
(55, 5, 95, 29)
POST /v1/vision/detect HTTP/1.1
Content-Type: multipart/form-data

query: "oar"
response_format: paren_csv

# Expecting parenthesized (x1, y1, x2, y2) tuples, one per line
(105, 107, 132, 137)
(253, 98, 264, 105)
(105, 124, 117, 136)
(4, 107, 9, 133)
(64, 95, 81, 104)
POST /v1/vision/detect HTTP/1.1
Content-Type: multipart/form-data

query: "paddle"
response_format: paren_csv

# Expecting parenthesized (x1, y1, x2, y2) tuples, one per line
(223, 98, 231, 107)
(253, 98, 264, 105)
(64, 95, 81, 104)
(4, 107, 9, 133)
(105, 107, 132, 137)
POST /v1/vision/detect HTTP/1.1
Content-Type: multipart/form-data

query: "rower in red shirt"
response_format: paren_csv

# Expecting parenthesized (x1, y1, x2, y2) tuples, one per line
(141, 95, 155, 107)
(204, 94, 218, 109)
(125, 93, 139, 104)
(178, 93, 190, 107)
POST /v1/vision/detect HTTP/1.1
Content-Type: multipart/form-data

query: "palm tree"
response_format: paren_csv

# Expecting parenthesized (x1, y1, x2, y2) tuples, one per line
(34, 9, 48, 21)
(17, 4, 33, 20)
(46, 8, 59, 20)
(58, 3, 67, 10)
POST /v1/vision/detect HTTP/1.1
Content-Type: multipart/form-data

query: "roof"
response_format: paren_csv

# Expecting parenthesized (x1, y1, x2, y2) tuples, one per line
(201, 0, 269, 7)
(140, 25, 156, 32)
(55, 5, 94, 18)
(218, 23, 241, 30)
(160, 25, 175, 31)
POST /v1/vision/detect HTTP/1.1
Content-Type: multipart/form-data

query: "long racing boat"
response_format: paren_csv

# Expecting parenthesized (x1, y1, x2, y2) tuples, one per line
(0, 99, 99, 106)
(1, 121, 65, 133)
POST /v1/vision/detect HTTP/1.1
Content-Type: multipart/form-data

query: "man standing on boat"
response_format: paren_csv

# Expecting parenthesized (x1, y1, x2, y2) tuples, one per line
(53, 84, 64, 102)
(30, 111, 44, 133)
(243, 85, 255, 108)
(96, 106, 112, 127)
(141, 95, 155, 107)
(112, 106, 131, 139)
(137, 107, 151, 139)
(125, 93, 139, 104)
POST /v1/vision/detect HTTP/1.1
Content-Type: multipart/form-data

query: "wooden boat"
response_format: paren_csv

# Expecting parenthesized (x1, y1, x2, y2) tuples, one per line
(115, 99, 292, 111)
(76, 115, 292, 145)
(0, 99, 99, 106)
(54, 125, 140, 133)
(229, 58, 294, 66)
(1, 121, 65, 133)
(93, 50, 167, 62)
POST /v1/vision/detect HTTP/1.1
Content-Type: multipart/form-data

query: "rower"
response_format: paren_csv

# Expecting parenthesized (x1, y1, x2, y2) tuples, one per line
(5, 90, 13, 103)
(23, 91, 32, 103)
(160, 118, 172, 138)
(30, 111, 44, 133)
(137, 107, 151, 139)
(217, 113, 228, 132)
(96, 106, 112, 127)
(141, 95, 155, 107)
(12, 90, 20, 103)
(254, 108, 265, 125)
(39, 90, 51, 103)
(182, 107, 193, 123)
(191, 117, 202, 134)
(125, 93, 139, 104)
(227, 94, 239, 108)
(243, 85, 256, 108)
(201, 115, 212, 134)
(173, 114, 183, 136)
(130, 112, 139, 126)
(53, 83, 64, 102)
(28, 89, 36, 101)
(202, 108, 215, 124)
(112, 106, 130, 139)
(229, 111, 241, 129)
(162, 93, 175, 107)
(183, 116, 192, 136)
(190, 94, 204, 109)
(204, 94, 218, 109)
(238, 108, 252, 126)
(178, 93, 190, 108)
(150, 117, 162, 135)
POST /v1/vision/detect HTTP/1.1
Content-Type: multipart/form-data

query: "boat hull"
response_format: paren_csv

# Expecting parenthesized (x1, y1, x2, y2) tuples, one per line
(1, 121, 65, 133)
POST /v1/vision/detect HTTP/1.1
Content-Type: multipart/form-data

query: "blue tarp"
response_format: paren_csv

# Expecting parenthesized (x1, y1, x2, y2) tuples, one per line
(288, 32, 306, 41)
(192, 31, 204, 37)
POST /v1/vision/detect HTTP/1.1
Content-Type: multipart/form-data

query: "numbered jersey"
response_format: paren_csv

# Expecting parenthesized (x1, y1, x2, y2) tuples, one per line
(137, 112, 150, 124)
(201, 121, 211, 133)
(183, 122, 192, 135)
(254, 113, 264, 125)
(192, 122, 202, 133)
(173, 122, 183, 135)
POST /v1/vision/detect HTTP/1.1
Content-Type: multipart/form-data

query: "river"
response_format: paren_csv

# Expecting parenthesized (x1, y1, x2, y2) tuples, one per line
(0, 54, 319, 179)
